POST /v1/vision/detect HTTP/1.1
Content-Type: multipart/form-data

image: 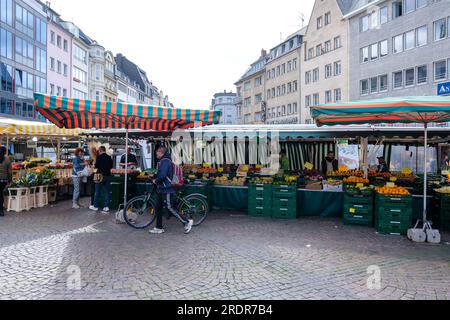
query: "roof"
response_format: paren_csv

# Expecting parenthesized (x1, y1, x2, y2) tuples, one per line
(339, 0, 382, 18)
(115, 54, 148, 92)
(235, 55, 267, 84)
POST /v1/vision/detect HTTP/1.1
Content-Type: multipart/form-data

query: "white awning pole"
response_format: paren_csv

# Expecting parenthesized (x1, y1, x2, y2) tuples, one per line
(423, 123, 428, 223)
(124, 125, 129, 211)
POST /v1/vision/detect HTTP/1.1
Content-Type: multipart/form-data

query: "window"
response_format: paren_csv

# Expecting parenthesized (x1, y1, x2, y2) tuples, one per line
(14, 69, 33, 98)
(282, 105, 286, 116)
(74, 45, 87, 64)
(36, 18, 46, 45)
(334, 89, 342, 102)
(313, 68, 319, 82)
(325, 90, 332, 104)
(393, 71, 403, 88)
(276, 66, 280, 76)
(63, 89, 67, 97)
(50, 31, 55, 44)
(255, 76, 263, 86)
(57, 61, 62, 74)
(50, 57, 55, 70)
(293, 59, 297, 70)
(393, 1, 403, 18)
(325, 40, 331, 53)
(379, 74, 388, 91)
(0, 0, 13, 26)
(56, 35, 62, 48)
(361, 15, 369, 32)
(50, 84, 55, 95)
(57, 86, 61, 96)
(0, 28, 13, 59)
(434, 19, 446, 41)
(15, 4, 34, 37)
(313, 93, 320, 106)
(334, 61, 342, 76)
(416, 25, 427, 46)
(370, 77, 378, 93)
(287, 104, 292, 114)
(255, 94, 262, 104)
(434, 60, 447, 81)
(325, 64, 332, 78)
(405, 0, 415, 14)
(34, 76, 45, 94)
(293, 81, 298, 92)
(277, 106, 281, 116)
(305, 95, 311, 108)
(63, 64, 68, 76)
(405, 30, 415, 50)
(281, 64, 286, 74)
(405, 68, 415, 86)
(334, 36, 341, 49)
(417, 0, 427, 9)
(36, 48, 46, 73)
(380, 6, 388, 24)
(1, 63, 13, 92)
(272, 88, 275, 97)
(293, 103, 298, 113)
(287, 82, 292, 93)
(73, 66, 87, 85)
(370, 10, 378, 29)
(277, 86, 281, 96)
(308, 48, 314, 60)
(317, 16, 323, 29)
(361, 79, 369, 95)
(287, 61, 292, 72)
(267, 90, 271, 99)
(417, 65, 427, 84)
(15, 36, 34, 68)
(380, 40, 388, 57)
(63, 39, 68, 51)
(361, 46, 369, 63)
(393, 34, 403, 53)
(0, 97, 13, 115)
(316, 44, 322, 56)
(73, 89, 87, 100)
(244, 81, 251, 91)
(244, 97, 251, 107)
(305, 71, 311, 84)
(370, 43, 378, 60)
(325, 12, 331, 25)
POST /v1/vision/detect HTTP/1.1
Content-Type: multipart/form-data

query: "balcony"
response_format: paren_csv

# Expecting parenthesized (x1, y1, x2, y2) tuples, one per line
(234, 96, 243, 105)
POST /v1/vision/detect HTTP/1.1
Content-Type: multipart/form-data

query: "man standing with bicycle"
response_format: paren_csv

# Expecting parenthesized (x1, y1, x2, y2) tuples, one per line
(149, 146, 194, 235)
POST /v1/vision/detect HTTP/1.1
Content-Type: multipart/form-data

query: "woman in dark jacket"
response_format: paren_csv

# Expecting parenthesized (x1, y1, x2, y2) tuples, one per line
(0, 146, 12, 216)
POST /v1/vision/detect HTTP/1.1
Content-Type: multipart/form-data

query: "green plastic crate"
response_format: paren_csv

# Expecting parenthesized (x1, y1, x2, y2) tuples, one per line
(376, 194, 413, 209)
(272, 185, 297, 198)
(344, 194, 373, 206)
(344, 204, 373, 216)
(343, 214, 373, 226)
(248, 205, 272, 218)
(272, 206, 296, 219)
(272, 198, 297, 210)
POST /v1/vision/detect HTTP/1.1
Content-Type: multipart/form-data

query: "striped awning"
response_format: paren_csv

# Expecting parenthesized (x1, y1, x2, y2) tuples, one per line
(34, 93, 221, 131)
(311, 96, 450, 126)
(0, 117, 84, 136)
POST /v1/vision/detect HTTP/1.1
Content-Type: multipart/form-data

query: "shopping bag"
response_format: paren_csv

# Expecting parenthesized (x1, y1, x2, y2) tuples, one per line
(408, 220, 426, 243)
(425, 222, 441, 244)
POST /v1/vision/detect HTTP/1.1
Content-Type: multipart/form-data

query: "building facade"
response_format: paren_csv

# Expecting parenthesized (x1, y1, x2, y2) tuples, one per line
(301, 0, 350, 123)
(104, 50, 117, 102)
(1, 0, 47, 120)
(43, 4, 71, 99)
(265, 29, 305, 125)
(88, 41, 105, 101)
(347, 0, 450, 100)
(61, 21, 90, 100)
(211, 91, 237, 124)
(235, 50, 268, 124)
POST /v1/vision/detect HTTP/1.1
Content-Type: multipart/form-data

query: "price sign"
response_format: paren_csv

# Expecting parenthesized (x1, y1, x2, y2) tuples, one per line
(390, 177, 398, 182)
(356, 183, 364, 188)
(386, 182, 396, 188)
(442, 170, 449, 175)
(349, 208, 356, 214)
(402, 167, 412, 175)
(304, 162, 314, 170)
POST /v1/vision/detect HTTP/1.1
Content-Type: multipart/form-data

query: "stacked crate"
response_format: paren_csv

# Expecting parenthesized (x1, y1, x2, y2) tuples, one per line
(438, 194, 450, 231)
(272, 185, 297, 219)
(248, 184, 272, 217)
(343, 190, 374, 227)
(375, 194, 413, 235)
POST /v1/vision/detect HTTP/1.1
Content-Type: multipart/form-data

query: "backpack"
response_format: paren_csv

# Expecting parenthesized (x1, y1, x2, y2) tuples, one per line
(171, 163, 184, 189)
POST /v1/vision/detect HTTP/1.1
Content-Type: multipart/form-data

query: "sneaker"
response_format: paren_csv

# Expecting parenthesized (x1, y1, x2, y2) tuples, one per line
(184, 219, 194, 234)
(149, 228, 165, 234)
(102, 207, 110, 213)
(89, 205, 99, 212)
(72, 204, 81, 209)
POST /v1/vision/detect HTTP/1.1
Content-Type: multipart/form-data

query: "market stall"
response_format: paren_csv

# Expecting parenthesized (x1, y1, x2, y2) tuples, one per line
(34, 93, 221, 209)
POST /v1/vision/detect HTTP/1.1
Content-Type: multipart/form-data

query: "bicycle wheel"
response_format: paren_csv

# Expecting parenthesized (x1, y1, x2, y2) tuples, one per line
(178, 193, 209, 227)
(124, 195, 156, 229)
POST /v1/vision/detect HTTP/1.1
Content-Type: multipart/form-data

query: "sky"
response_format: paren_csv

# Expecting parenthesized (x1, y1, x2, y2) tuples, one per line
(49, 0, 315, 109)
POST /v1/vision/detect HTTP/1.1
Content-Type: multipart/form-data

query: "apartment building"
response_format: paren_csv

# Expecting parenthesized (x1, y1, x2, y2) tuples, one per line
(265, 29, 305, 125)
(347, 0, 450, 100)
(211, 91, 237, 124)
(235, 50, 268, 124)
(301, 0, 350, 123)
(0, 0, 47, 120)
(104, 50, 117, 102)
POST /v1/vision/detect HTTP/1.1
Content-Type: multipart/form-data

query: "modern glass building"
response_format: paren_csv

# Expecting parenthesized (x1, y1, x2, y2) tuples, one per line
(1, 0, 47, 120)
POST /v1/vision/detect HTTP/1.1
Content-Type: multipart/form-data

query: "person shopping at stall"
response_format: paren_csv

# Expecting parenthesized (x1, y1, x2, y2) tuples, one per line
(321, 151, 339, 176)
(376, 156, 389, 173)
(0, 146, 12, 217)
(72, 148, 86, 209)
(149, 146, 194, 235)
(90, 146, 113, 213)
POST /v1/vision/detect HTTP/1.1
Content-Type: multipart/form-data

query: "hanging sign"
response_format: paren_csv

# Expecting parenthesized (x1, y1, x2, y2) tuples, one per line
(390, 177, 398, 182)
(337, 139, 348, 146)
(27, 140, 37, 149)
(304, 162, 314, 170)
(356, 183, 364, 188)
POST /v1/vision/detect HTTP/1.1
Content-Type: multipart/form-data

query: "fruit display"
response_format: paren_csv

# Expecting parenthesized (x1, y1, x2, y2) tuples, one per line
(343, 176, 369, 184)
(375, 185, 410, 196)
(111, 169, 139, 175)
(249, 177, 274, 185)
(214, 176, 246, 186)
(329, 169, 364, 178)
(196, 167, 217, 174)
(273, 176, 298, 186)
(12, 163, 24, 170)
(368, 171, 391, 179)
(434, 186, 450, 194)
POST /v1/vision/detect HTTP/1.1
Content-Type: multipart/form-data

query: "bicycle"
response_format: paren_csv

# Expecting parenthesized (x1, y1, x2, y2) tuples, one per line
(123, 182, 209, 230)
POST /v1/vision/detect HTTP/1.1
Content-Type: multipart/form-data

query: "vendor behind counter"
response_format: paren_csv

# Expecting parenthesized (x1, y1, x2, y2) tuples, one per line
(120, 148, 138, 168)
(321, 151, 339, 176)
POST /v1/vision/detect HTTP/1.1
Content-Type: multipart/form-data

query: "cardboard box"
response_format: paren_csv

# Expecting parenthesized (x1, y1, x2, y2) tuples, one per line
(305, 181, 322, 190)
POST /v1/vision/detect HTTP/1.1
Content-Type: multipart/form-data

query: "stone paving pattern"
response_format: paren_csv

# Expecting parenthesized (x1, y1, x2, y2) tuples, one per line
(0, 200, 449, 300)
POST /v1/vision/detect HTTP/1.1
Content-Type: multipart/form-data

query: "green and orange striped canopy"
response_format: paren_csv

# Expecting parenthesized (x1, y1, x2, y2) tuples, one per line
(34, 93, 221, 131)
(311, 96, 450, 126)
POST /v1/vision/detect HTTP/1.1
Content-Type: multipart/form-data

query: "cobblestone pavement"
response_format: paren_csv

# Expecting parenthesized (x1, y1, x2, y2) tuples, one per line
(0, 199, 449, 300)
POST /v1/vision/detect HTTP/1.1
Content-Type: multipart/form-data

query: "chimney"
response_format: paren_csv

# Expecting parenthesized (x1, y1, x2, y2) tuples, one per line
(261, 49, 267, 57)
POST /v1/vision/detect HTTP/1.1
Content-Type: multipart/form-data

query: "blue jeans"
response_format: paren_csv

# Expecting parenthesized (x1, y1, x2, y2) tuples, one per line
(93, 176, 111, 209)
(72, 177, 81, 204)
